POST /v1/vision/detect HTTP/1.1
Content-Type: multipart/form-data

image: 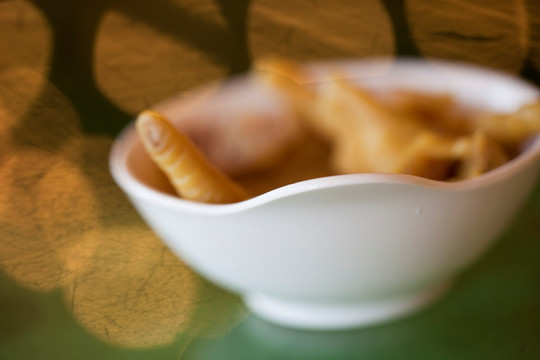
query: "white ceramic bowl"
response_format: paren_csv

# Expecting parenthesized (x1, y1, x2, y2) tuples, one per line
(110, 59, 540, 330)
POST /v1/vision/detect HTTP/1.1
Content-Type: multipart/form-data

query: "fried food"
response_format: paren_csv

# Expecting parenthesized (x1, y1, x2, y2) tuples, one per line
(136, 110, 249, 204)
(163, 107, 302, 177)
(253, 58, 540, 181)
(138, 59, 540, 202)
(313, 77, 512, 180)
(476, 101, 540, 144)
(456, 130, 510, 179)
(253, 57, 317, 121)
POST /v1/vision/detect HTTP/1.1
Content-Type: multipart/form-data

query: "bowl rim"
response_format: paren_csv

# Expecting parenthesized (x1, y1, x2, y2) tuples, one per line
(109, 57, 540, 215)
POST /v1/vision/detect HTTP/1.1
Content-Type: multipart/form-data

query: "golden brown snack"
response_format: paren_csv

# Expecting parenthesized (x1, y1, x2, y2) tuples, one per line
(475, 101, 540, 144)
(455, 130, 510, 179)
(383, 90, 475, 136)
(253, 57, 317, 121)
(136, 110, 249, 204)
(252, 58, 535, 181)
(161, 106, 303, 177)
(255, 57, 311, 84)
(392, 132, 467, 180)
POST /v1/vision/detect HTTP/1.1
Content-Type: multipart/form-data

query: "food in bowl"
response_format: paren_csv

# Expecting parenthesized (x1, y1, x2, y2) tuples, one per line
(135, 58, 540, 203)
(254, 58, 540, 182)
(136, 110, 248, 203)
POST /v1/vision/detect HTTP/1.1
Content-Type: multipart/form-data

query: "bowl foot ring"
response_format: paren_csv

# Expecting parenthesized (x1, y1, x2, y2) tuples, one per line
(244, 281, 452, 330)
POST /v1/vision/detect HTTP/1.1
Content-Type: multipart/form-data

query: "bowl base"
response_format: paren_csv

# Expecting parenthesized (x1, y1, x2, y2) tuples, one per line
(244, 281, 451, 330)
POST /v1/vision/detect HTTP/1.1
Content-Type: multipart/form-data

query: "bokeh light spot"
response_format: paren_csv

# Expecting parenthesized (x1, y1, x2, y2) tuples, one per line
(94, 4, 229, 115)
(0, 0, 51, 74)
(248, 0, 395, 62)
(407, 0, 528, 73)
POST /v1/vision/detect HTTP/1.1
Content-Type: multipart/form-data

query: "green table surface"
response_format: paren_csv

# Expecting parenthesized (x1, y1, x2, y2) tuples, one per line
(2, 0, 540, 359)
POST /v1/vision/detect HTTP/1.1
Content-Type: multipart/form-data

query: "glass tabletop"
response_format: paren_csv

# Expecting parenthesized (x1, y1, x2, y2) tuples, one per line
(2, 0, 540, 358)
